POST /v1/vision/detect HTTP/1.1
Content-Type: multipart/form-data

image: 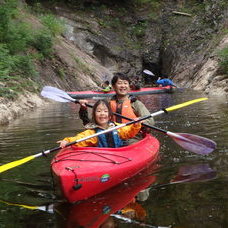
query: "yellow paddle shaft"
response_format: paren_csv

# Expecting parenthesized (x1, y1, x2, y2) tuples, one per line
(0, 155, 35, 173)
(166, 98, 208, 112)
(0, 97, 208, 174)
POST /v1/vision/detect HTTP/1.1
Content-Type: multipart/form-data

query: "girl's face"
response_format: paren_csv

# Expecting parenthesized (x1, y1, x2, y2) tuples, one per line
(95, 103, 110, 128)
(113, 78, 130, 97)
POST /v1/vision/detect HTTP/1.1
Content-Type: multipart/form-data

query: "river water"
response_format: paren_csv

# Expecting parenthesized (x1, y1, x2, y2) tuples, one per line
(0, 89, 227, 228)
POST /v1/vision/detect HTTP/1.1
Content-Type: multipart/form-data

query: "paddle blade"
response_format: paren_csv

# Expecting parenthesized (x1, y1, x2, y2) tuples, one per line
(0, 155, 35, 173)
(167, 132, 216, 155)
(143, 69, 155, 76)
(172, 163, 217, 184)
(41, 92, 71, 103)
(41, 86, 75, 103)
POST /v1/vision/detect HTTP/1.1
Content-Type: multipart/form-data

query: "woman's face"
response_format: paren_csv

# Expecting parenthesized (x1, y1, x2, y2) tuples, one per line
(113, 78, 130, 97)
(95, 103, 110, 127)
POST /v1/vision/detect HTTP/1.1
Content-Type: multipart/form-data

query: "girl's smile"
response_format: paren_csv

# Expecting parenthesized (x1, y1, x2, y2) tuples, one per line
(95, 103, 110, 128)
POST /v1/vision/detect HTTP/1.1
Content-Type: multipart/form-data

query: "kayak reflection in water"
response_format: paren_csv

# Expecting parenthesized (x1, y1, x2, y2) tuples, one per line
(100, 216, 116, 228)
(57, 99, 142, 148)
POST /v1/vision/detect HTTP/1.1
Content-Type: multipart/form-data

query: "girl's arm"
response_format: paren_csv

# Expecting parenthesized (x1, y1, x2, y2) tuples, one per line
(117, 121, 141, 140)
(57, 129, 98, 148)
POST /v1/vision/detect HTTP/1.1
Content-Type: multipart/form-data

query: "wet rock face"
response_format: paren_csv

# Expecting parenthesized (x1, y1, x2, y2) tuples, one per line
(45, 1, 227, 95)
(53, 4, 162, 79)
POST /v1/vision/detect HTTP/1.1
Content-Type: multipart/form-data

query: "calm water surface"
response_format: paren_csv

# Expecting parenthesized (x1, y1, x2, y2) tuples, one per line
(0, 90, 227, 228)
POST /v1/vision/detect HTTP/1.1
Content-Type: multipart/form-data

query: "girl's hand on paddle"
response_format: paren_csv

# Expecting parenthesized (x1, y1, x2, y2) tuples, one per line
(132, 118, 142, 127)
(57, 140, 68, 148)
(79, 99, 89, 109)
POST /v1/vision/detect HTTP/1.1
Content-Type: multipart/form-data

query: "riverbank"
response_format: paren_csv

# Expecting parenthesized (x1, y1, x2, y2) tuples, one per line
(0, 92, 47, 125)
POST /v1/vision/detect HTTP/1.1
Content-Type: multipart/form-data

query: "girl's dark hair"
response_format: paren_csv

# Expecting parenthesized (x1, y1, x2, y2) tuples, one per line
(111, 72, 130, 86)
(92, 99, 112, 124)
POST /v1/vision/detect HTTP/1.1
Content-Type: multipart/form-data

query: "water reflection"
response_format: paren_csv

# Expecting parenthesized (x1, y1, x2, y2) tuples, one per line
(0, 162, 217, 228)
(0, 91, 227, 227)
(55, 163, 158, 228)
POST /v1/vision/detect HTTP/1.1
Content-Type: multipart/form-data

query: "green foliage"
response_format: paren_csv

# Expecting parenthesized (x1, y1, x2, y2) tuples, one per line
(0, 1, 41, 99)
(0, 42, 38, 99)
(130, 21, 148, 38)
(0, 1, 17, 42)
(0, 0, 18, 35)
(0, 86, 18, 99)
(4, 21, 33, 54)
(218, 46, 228, 75)
(57, 68, 66, 79)
(98, 16, 122, 29)
(0, 44, 14, 79)
(74, 56, 92, 75)
(0, 0, 68, 99)
(39, 14, 65, 36)
(32, 29, 54, 57)
(13, 55, 38, 78)
(133, 0, 160, 8)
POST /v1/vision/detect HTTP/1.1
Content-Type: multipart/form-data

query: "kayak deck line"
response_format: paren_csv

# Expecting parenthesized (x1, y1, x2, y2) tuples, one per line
(51, 149, 132, 165)
(51, 134, 160, 203)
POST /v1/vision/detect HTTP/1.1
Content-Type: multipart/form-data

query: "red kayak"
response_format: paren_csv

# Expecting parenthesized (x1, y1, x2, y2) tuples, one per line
(68, 86, 174, 99)
(51, 134, 159, 203)
(55, 162, 158, 228)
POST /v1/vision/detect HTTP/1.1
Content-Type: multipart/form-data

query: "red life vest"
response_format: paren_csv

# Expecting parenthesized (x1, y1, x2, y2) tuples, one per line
(109, 99, 137, 123)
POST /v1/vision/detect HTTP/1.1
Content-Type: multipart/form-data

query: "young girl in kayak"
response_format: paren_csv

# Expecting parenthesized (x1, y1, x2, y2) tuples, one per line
(58, 99, 142, 148)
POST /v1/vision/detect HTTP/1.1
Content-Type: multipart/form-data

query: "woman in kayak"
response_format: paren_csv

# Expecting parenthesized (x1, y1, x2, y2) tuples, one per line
(58, 99, 142, 148)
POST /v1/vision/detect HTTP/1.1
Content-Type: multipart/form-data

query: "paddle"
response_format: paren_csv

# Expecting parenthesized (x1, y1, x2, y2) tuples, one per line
(0, 199, 54, 213)
(111, 214, 171, 228)
(150, 163, 217, 189)
(41, 86, 216, 155)
(143, 69, 155, 76)
(0, 97, 207, 174)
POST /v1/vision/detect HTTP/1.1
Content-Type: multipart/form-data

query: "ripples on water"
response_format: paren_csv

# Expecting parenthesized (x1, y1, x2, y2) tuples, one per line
(0, 91, 227, 228)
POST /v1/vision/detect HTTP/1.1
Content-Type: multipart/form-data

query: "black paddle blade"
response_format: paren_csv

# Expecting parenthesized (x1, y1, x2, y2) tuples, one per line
(167, 132, 216, 155)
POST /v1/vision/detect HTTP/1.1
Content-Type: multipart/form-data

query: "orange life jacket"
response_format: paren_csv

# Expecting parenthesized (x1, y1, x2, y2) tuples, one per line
(109, 99, 137, 123)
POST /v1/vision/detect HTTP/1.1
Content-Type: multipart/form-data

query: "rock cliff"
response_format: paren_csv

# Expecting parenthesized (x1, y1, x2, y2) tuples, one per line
(1, 0, 227, 124)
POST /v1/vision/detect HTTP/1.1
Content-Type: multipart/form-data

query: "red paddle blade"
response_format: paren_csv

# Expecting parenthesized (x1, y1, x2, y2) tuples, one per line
(167, 132, 216, 155)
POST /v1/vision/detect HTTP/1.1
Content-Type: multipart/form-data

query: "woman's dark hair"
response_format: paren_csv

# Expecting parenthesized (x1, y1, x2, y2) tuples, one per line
(92, 99, 112, 124)
(111, 72, 130, 86)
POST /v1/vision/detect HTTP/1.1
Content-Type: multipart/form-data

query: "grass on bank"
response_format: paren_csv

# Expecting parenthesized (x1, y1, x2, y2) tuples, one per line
(218, 46, 228, 76)
(0, 0, 65, 99)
